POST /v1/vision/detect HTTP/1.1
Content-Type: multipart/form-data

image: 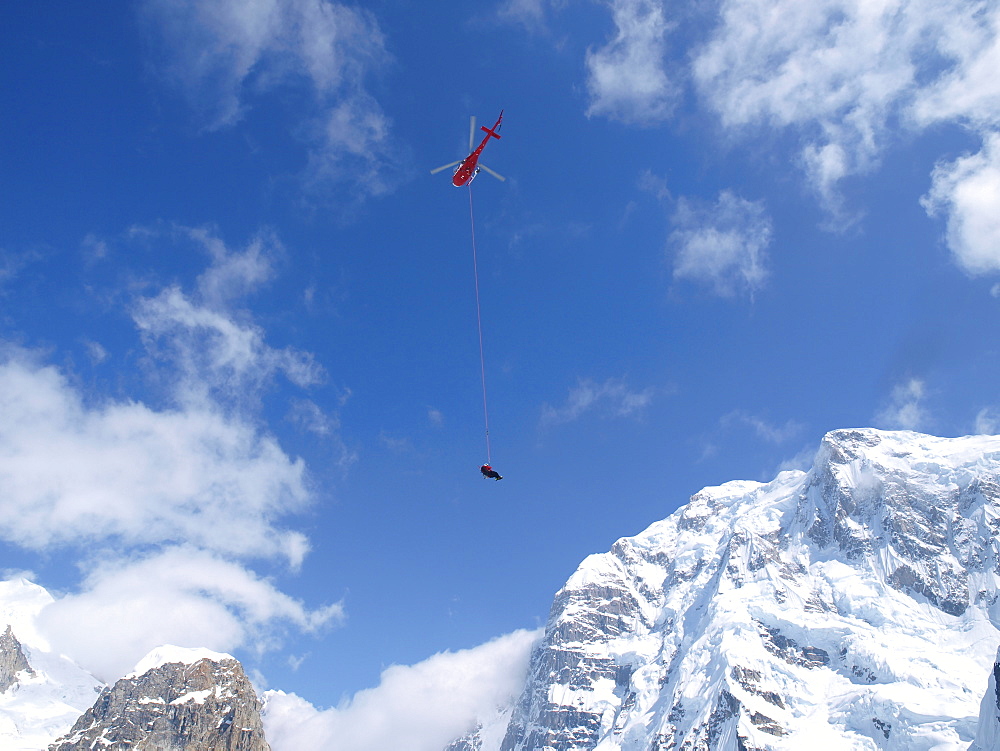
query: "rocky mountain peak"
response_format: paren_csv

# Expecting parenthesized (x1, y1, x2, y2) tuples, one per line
(49, 646, 270, 751)
(0, 624, 34, 693)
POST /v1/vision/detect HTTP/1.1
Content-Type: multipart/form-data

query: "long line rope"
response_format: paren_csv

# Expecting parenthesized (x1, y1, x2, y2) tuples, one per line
(468, 184, 492, 464)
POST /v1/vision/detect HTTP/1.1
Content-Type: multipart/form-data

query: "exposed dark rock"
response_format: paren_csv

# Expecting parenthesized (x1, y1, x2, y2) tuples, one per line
(0, 625, 34, 693)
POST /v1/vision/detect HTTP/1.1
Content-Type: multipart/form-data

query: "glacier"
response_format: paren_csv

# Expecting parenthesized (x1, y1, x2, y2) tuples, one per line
(486, 429, 1000, 750)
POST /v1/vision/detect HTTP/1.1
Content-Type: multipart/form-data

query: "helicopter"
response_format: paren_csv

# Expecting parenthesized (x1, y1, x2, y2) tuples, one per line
(430, 111, 505, 186)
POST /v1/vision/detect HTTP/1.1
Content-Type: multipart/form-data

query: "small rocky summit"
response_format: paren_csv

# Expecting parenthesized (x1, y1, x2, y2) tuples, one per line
(0, 625, 34, 693)
(49, 646, 270, 751)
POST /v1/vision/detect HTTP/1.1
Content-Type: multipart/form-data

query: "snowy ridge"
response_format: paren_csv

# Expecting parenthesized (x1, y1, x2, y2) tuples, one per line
(126, 644, 234, 679)
(494, 429, 1000, 750)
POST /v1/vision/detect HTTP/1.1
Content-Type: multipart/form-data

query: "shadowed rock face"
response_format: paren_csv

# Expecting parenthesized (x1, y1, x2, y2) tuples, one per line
(49, 656, 270, 751)
(486, 429, 1000, 751)
(0, 625, 34, 693)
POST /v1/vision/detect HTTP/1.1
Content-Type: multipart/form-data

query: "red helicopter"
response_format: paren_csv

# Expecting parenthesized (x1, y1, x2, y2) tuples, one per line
(431, 111, 506, 186)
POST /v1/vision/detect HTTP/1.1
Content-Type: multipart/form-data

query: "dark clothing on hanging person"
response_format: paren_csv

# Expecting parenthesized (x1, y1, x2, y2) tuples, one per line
(481, 464, 502, 480)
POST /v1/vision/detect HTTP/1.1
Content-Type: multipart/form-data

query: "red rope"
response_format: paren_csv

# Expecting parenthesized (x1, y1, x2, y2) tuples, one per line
(468, 185, 492, 464)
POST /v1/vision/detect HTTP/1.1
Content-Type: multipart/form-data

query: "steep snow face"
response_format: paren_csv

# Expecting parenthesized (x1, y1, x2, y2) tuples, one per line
(0, 580, 104, 751)
(971, 647, 1000, 751)
(498, 429, 1000, 750)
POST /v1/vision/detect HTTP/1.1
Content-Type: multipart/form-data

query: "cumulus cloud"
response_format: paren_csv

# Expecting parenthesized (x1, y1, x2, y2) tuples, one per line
(585, 0, 678, 124)
(670, 190, 771, 298)
(262, 628, 540, 751)
(921, 132, 1000, 275)
(0, 352, 309, 563)
(140, 0, 393, 194)
(541, 376, 655, 426)
(874, 378, 930, 431)
(36, 548, 343, 683)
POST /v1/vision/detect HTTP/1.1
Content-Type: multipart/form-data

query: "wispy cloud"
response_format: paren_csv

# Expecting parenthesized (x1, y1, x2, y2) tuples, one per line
(585, 0, 679, 125)
(874, 378, 930, 431)
(131, 226, 324, 410)
(670, 190, 771, 299)
(139, 0, 394, 196)
(721, 410, 803, 444)
(975, 407, 1000, 435)
(498, 0, 558, 33)
(262, 628, 540, 751)
(541, 376, 655, 426)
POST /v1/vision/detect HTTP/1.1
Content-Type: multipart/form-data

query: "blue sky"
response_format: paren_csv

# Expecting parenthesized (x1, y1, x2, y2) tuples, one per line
(2, 0, 1000, 746)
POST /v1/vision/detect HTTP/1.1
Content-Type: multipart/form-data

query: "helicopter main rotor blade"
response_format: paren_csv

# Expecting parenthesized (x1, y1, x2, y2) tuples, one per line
(469, 116, 476, 152)
(430, 160, 462, 175)
(479, 163, 506, 182)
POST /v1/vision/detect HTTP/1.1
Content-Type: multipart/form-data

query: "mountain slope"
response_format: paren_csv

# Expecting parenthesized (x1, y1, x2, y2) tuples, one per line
(495, 429, 1000, 750)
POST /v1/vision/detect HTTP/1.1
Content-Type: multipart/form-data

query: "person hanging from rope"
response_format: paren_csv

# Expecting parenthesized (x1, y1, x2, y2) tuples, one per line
(480, 463, 503, 481)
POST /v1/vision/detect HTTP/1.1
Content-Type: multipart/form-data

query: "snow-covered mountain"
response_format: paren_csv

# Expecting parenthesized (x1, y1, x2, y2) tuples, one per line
(453, 429, 1000, 750)
(9, 428, 1000, 749)
(0, 580, 104, 750)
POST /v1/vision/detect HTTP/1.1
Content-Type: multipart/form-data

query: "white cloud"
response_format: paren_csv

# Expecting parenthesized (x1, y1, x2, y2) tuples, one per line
(670, 190, 771, 298)
(262, 628, 540, 751)
(585, 0, 678, 125)
(133, 228, 324, 408)
(910, 5, 1000, 130)
(921, 132, 1000, 275)
(35, 548, 342, 683)
(689, 0, 1000, 222)
(874, 377, 930, 431)
(0, 227, 343, 683)
(541, 377, 655, 426)
(0, 351, 310, 564)
(140, 0, 393, 194)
